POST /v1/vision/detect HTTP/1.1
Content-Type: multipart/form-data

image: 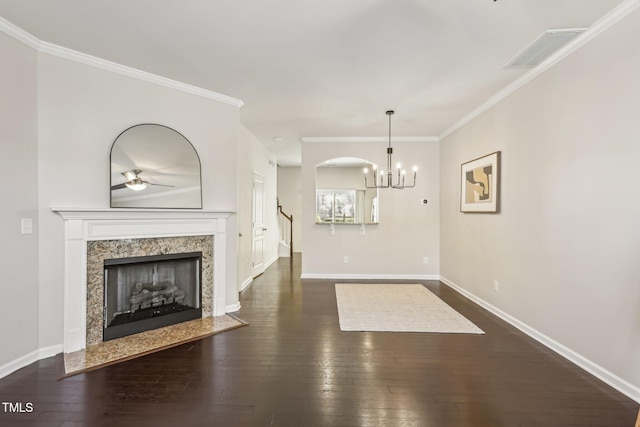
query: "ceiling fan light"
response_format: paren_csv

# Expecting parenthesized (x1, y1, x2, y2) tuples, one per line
(125, 179, 147, 191)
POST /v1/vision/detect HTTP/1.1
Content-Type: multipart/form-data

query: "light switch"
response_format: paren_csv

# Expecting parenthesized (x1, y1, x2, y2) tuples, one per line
(21, 218, 33, 235)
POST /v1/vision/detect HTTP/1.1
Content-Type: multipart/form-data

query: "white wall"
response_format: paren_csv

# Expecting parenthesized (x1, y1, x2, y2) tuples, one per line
(237, 127, 254, 288)
(251, 132, 279, 270)
(277, 166, 302, 252)
(440, 8, 640, 400)
(302, 139, 439, 278)
(0, 32, 39, 370)
(36, 53, 241, 349)
(237, 126, 279, 289)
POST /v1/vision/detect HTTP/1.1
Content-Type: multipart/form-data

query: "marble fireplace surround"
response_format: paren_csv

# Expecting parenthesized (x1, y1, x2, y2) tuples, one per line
(52, 208, 234, 354)
(86, 235, 213, 346)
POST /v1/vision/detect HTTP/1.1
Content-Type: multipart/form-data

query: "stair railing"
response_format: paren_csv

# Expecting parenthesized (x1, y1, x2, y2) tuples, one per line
(277, 204, 293, 258)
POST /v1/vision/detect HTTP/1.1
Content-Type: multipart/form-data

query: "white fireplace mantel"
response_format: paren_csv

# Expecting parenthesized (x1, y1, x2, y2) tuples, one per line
(52, 207, 235, 353)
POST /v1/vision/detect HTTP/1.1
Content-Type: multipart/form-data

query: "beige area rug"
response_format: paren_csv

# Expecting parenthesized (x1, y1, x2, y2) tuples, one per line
(60, 314, 248, 378)
(335, 283, 484, 334)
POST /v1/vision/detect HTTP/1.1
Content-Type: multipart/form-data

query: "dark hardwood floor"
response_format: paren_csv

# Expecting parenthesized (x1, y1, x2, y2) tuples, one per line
(1, 254, 638, 426)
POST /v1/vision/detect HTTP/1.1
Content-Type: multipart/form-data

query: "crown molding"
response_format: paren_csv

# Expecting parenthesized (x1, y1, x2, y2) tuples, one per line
(439, 0, 640, 140)
(38, 42, 244, 107)
(0, 18, 244, 108)
(0, 16, 40, 49)
(4, 0, 637, 125)
(302, 136, 439, 143)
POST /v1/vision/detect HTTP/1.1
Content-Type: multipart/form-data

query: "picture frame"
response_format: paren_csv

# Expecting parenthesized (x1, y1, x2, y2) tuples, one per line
(460, 151, 500, 213)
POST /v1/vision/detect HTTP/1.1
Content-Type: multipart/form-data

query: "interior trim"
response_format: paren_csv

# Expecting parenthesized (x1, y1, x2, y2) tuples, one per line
(300, 274, 440, 280)
(0, 344, 62, 381)
(225, 302, 242, 313)
(0, 18, 244, 108)
(0, 16, 39, 49)
(302, 136, 439, 144)
(440, 0, 640, 140)
(239, 277, 253, 293)
(440, 275, 640, 404)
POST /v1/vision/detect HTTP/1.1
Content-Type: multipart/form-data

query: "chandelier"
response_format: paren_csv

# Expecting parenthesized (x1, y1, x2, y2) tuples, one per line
(364, 110, 417, 189)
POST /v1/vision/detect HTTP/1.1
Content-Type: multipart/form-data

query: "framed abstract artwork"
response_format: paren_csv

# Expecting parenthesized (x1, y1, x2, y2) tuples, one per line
(460, 151, 500, 213)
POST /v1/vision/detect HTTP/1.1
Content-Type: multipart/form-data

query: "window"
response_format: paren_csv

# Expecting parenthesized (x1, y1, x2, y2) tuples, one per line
(316, 190, 356, 223)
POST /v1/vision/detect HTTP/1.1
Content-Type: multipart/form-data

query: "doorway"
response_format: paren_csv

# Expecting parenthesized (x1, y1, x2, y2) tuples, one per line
(252, 171, 266, 277)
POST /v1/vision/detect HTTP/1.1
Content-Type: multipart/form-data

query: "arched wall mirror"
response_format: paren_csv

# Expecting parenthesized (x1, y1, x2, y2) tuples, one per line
(110, 124, 202, 208)
(315, 157, 379, 224)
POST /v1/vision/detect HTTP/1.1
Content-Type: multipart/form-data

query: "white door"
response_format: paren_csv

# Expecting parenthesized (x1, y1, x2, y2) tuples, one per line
(252, 172, 266, 277)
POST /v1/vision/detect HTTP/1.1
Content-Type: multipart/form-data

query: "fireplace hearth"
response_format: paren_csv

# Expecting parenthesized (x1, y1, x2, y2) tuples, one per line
(103, 252, 203, 341)
(53, 208, 231, 353)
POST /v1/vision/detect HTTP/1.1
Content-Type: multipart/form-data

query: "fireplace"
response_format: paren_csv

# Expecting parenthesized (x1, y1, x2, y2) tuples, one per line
(84, 235, 215, 347)
(52, 208, 233, 353)
(103, 252, 203, 341)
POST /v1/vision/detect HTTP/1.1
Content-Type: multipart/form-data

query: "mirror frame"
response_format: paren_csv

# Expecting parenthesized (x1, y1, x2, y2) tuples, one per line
(110, 123, 203, 209)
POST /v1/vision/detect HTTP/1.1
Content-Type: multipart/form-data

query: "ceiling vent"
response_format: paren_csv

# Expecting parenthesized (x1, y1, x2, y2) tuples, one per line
(505, 28, 587, 68)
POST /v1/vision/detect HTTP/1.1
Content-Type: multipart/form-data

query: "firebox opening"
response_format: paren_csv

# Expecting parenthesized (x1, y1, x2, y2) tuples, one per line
(103, 252, 203, 341)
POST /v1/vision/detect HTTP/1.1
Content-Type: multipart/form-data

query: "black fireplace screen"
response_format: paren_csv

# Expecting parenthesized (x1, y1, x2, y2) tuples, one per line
(103, 252, 202, 341)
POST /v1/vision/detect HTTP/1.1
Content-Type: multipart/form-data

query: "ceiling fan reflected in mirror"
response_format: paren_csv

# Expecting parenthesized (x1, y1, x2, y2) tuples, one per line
(110, 169, 174, 191)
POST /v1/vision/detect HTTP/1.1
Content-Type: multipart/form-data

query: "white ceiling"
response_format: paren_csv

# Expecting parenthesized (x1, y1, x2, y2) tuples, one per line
(0, 0, 627, 165)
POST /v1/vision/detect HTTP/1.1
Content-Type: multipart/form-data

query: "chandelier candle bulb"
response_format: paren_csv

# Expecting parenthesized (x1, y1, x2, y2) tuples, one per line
(363, 110, 417, 189)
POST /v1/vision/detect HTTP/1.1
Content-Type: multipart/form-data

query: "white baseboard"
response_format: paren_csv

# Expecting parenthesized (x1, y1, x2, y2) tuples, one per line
(39, 344, 63, 359)
(265, 254, 279, 269)
(0, 344, 63, 380)
(225, 302, 241, 313)
(6, 276, 637, 404)
(439, 275, 640, 404)
(239, 276, 253, 293)
(301, 273, 440, 280)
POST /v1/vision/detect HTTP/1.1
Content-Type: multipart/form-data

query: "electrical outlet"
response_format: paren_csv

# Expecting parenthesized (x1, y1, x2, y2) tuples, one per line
(422, 257, 429, 265)
(493, 280, 499, 292)
(21, 218, 33, 235)
(343, 256, 349, 264)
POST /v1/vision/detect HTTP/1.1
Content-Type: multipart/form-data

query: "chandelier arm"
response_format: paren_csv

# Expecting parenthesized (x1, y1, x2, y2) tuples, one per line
(363, 110, 417, 190)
